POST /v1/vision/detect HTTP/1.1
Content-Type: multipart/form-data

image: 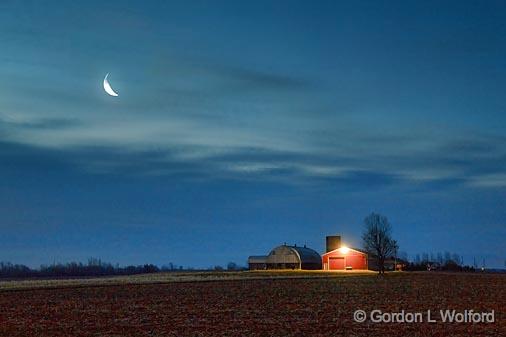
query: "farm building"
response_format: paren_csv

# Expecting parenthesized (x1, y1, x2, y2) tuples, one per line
(247, 256, 268, 270)
(368, 256, 406, 271)
(248, 244, 322, 270)
(247, 235, 401, 271)
(322, 235, 368, 270)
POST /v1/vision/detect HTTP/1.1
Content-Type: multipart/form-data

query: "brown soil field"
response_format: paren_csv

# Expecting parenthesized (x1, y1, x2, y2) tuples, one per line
(0, 272, 504, 336)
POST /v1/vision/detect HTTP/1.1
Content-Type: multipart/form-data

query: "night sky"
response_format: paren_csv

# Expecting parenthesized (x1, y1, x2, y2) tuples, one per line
(1, 1, 505, 268)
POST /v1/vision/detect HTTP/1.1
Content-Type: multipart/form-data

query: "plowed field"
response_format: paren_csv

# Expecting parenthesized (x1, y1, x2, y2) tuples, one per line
(0, 272, 504, 336)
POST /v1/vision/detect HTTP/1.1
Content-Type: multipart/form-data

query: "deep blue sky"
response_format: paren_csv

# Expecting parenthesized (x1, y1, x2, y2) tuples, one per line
(1, 1, 505, 268)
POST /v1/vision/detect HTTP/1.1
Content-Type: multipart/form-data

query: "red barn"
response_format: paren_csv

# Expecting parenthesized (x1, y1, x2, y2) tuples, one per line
(322, 235, 368, 270)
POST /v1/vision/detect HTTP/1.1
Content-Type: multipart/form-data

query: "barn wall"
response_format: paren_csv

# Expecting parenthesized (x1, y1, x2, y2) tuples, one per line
(300, 262, 322, 270)
(322, 249, 368, 270)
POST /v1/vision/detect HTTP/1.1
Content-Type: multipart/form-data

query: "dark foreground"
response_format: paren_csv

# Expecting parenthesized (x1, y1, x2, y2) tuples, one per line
(0, 272, 504, 336)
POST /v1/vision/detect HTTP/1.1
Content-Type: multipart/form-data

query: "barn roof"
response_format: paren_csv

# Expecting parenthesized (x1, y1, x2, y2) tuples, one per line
(322, 247, 368, 257)
(248, 255, 267, 263)
(262, 245, 322, 264)
(289, 246, 322, 263)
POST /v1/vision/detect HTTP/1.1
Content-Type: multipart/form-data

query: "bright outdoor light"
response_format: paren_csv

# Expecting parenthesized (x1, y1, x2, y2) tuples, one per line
(339, 246, 350, 254)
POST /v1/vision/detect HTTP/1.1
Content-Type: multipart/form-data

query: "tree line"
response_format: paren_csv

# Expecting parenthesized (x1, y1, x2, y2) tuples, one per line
(0, 258, 164, 278)
(0, 258, 246, 279)
(405, 252, 476, 271)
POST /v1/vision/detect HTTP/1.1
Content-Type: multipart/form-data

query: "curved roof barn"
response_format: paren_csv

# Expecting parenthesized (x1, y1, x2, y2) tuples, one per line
(248, 244, 322, 270)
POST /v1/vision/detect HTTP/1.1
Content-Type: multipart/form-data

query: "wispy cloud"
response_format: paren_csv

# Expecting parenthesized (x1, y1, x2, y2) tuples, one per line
(2, 121, 505, 192)
(0, 116, 83, 130)
(467, 174, 506, 188)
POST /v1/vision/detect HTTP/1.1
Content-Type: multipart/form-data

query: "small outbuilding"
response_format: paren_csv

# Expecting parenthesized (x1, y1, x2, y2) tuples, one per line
(248, 244, 322, 270)
(322, 235, 368, 270)
(247, 256, 268, 270)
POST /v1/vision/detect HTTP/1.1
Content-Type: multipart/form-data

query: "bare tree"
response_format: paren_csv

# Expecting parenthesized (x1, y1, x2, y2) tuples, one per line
(362, 212, 398, 274)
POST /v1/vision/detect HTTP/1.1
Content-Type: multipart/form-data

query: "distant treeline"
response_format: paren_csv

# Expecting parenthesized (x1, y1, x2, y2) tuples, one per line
(404, 251, 478, 272)
(0, 258, 245, 279)
(405, 261, 477, 272)
(1, 258, 161, 279)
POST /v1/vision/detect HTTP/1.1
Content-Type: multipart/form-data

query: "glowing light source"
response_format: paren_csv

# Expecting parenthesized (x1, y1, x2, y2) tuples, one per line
(339, 246, 350, 254)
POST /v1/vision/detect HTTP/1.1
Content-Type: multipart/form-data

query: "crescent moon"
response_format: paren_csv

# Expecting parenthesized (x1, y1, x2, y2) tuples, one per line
(103, 73, 119, 97)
